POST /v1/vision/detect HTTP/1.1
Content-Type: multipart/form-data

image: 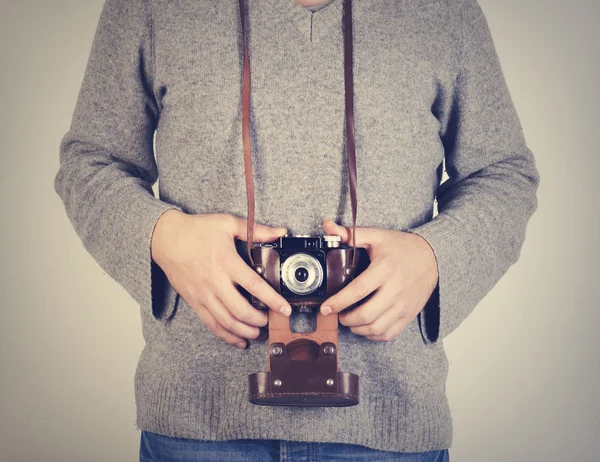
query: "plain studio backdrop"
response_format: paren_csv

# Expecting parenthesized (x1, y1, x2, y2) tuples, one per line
(1, 0, 598, 461)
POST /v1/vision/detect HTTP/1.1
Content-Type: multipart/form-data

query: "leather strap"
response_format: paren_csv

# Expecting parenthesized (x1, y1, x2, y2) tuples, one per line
(239, 0, 358, 269)
(342, 0, 358, 269)
(240, 0, 256, 266)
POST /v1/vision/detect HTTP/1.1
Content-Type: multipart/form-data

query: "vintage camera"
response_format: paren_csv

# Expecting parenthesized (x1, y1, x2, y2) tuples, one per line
(237, 234, 370, 312)
(236, 233, 370, 407)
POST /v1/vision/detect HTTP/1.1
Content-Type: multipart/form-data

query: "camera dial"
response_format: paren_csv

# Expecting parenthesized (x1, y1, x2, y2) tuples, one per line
(323, 235, 341, 248)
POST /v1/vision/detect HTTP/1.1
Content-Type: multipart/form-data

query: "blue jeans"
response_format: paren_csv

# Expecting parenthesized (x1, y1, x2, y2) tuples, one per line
(140, 430, 449, 461)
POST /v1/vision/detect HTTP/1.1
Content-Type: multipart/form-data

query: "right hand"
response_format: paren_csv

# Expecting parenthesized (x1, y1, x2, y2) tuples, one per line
(151, 209, 291, 349)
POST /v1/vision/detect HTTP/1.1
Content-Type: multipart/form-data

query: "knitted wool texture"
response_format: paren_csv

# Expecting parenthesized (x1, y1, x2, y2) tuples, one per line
(55, 0, 540, 452)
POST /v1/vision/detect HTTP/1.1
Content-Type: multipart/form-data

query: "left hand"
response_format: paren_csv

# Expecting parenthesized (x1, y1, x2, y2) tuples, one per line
(320, 219, 439, 342)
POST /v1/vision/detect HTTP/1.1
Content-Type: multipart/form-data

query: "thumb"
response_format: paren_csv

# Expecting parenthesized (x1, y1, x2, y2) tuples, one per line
(253, 222, 288, 242)
(231, 215, 287, 242)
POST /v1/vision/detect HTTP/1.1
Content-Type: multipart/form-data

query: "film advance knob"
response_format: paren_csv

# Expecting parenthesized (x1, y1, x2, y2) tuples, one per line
(323, 235, 341, 248)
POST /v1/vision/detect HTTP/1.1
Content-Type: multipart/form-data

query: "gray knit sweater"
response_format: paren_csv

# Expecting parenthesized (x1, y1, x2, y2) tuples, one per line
(54, 0, 540, 453)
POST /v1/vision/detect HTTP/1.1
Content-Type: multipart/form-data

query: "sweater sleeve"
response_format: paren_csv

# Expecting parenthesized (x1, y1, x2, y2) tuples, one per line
(54, 0, 183, 320)
(405, 0, 540, 343)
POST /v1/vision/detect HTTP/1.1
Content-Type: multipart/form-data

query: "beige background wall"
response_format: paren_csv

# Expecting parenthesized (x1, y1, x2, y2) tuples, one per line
(1, 0, 598, 461)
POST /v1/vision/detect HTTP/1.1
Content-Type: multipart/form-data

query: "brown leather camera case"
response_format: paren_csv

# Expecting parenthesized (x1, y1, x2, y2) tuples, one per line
(248, 245, 369, 406)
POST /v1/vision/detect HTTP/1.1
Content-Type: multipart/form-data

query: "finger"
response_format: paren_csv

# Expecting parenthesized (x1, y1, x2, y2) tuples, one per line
(192, 302, 249, 349)
(322, 219, 383, 248)
(320, 263, 383, 316)
(347, 299, 401, 337)
(203, 290, 262, 340)
(229, 214, 287, 242)
(218, 280, 269, 328)
(339, 284, 395, 328)
(364, 316, 411, 343)
(230, 257, 292, 316)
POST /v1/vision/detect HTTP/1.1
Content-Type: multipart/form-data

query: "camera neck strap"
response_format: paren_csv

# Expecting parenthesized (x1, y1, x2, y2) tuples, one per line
(239, 0, 358, 269)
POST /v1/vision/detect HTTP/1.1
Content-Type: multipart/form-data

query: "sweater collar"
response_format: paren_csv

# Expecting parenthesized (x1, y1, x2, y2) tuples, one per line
(262, 0, 351, 45)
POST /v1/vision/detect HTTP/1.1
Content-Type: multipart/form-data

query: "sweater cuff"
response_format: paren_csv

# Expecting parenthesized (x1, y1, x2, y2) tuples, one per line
(405, 214, 465, 343)
(127, 193, 183, 321)
(418, 281, 440, 344)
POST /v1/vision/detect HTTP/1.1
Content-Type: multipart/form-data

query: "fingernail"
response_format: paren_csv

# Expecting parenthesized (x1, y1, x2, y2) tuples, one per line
(280, 305, 292, 316)
(236, 341, 247, 349)
(256, 326, 269, 341)
(321, 305, 332, 316)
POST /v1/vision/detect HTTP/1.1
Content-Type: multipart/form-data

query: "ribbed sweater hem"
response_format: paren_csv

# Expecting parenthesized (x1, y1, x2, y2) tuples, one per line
(134, 372, 453, 453)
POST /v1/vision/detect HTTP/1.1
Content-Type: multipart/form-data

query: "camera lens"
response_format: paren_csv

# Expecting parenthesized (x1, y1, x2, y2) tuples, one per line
(295, 267, 309, 282)
(281, 253, 323, 295)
